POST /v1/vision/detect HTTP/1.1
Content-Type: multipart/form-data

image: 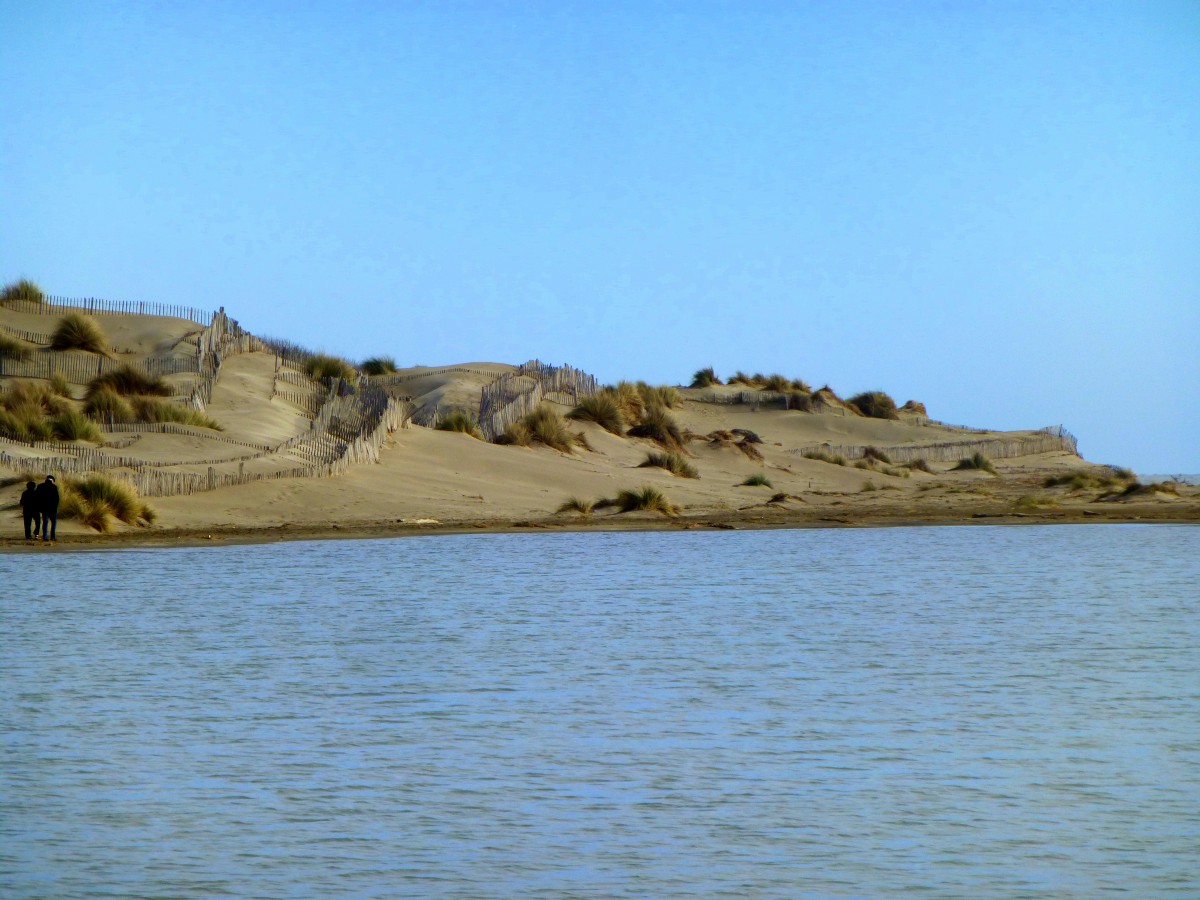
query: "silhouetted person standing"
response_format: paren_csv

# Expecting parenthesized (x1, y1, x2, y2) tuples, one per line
(20, 480, 41, 539)
(37, 475, 59, 542)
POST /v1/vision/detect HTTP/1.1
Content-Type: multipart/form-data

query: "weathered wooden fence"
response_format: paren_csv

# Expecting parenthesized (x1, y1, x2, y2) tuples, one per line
(791, 428, 1079, 465)
(476, 360, 599, 441)
(1, 294, 210, 323)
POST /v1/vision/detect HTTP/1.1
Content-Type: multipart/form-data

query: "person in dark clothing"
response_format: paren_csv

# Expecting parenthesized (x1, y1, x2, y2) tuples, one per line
(36, 475, 59, 542)
(20, 481, 41, 539)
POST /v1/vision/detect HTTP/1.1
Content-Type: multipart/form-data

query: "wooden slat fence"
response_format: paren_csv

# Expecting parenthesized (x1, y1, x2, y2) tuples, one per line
(791, 429, 1079, 465)
(1, 294, 211, 323)
(476, 360, 599, 441)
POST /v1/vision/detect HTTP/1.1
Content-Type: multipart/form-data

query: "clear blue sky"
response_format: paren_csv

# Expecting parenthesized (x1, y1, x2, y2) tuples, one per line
(3, 1, 1197, 472)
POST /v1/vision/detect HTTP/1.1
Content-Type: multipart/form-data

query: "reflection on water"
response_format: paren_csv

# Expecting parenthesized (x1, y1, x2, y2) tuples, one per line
(3, 525, 1198, 897)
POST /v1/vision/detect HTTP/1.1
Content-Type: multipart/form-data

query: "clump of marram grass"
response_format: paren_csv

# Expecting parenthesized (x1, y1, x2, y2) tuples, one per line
(50, 313, 110, 355)
(690, 367, 721, 388)
(303, 353, 357, 382)
(84, 387, 136, 424)
(952, 452, 997, 474)
(361, 356, 398, 376)
(638, 451, 698, 478)
(613, 485, 680, 516)
(567, 394, 626, 435)
(60, 473, 155, 532)
(861, 479, 878, 492)
(802, 450, 847, 466)
(555, 497, 595, 517)
(1042, 470, 1132, 492)
(847, 391, 900, 420)
(786, 391, 814, 412)
(627, 404, 685, 451)
(496, 406, 579, 453)
(599, 382, 646, 424)
(742, 472, 773, 488)
(435, 410, 483, 439)
(48, 371, 72, 397)
(0, 332, 31, 360)
(86, 365, 170, 398)
(863, 446, 893, 464)
(1, 279, 45, 306)
(131, 397, 222, 430)
(904, 458, 933, 473)
(1013, 494, 1061, 513)
(50, 409, 101, 442)
(636, 382, 683, 410)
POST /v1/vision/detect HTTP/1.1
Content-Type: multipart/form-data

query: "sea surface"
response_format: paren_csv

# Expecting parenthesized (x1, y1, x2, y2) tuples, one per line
(2, 525, 1198, 898)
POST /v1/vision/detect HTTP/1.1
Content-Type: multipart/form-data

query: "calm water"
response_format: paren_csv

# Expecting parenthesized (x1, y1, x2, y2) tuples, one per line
(2, 525, 1198, 898)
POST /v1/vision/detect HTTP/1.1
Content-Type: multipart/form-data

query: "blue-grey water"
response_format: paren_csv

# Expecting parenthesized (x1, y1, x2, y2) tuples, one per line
(2, 525, 1198, 898)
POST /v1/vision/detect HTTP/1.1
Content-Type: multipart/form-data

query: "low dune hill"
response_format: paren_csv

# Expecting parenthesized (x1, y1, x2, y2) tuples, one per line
(2, 299, 1196, 545)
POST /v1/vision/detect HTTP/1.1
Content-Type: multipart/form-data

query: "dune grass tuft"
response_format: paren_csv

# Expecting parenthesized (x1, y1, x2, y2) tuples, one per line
(48, 371, 72, 397)
(84, 387, 136, 424)
(1043, 470, 1132, 492)
(952, 452, 997, 474)
(636, 382, 683, 409)
(690, 367, 721, 388)
(627, 404, 685, 451)
(555, 496, 594, 516)
(50, 313, 110, 355)
(435, 411, 483, 439)
(131, 397, 222, 430)
(61, 473, 155, 532)
(361, 356, 399, 376)
(638, 451, 698, 478)
(1, 279, 45, 306)
(847, 391, 900, 419)
(614, 485, 680, 516)
(803, 450, 846, 466)
(497, 406, 578, 453)
(904, 458, 933, 473)
(86, 365, 170, 399)
(566, 394, 625, 435)
(50, 409, 101, 442)
(741, 472, 773, 487)
(0, 332, 31, 360)
(863, 446, 893, 464)
(1013, 494, 1060, 512)
(303, 353, 357, 382)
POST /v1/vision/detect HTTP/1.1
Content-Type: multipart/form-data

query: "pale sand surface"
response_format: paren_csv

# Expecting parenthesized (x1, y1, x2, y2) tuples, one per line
(3, 307, 1197, 550)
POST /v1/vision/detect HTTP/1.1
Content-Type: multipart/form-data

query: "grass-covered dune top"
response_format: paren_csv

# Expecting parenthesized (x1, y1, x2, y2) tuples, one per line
(2, 294, 1195, 543)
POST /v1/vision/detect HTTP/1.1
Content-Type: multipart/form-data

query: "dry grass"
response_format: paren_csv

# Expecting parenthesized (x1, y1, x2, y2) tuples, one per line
(848, 391, 900, 420)
(361, 356, 398, 376)
(567, 394, 625, 435)
(435, 411, 483, 439)
(50, 409, 101, 442)
(131, 398, 222, 430)
(613, 485, 680, 516)
(555, 496, 594, 516)
(497, 406, 578, 453)
(86, 365, 170, 398)
(0, 332, 31, 360)
(50, 313, 110, 355)
(802, 450, 847, 466)
(1, 279, 45, 305)
(952, 452, 997, 474)
(84, 387, 136, 424)
(303, 353, 357, 382)
(690, 367, 721, 388)
(627, 404, 685, 451)
(61, 473, 155, 532)
(638, 451, 699, 478)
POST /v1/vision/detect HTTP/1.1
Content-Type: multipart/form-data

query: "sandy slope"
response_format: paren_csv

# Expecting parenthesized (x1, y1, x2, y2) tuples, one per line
(2, 306, 1196, 547)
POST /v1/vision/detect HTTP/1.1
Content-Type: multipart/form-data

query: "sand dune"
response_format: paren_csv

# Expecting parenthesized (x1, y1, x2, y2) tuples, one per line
(2, 302, 1196, 547)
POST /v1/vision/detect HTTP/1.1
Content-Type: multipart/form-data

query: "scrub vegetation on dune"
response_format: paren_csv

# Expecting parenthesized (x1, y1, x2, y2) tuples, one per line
(0, 382, 75, 442)
(131, 398, 222, 430)
(303, 353, 357, 382)
(497, 406, 585, 453)
(86, 365, 170, 398)
(1, 278, 45, 306)
(60, 473, 156, 532)
(567, 394, 626, 435)
(50, 313, 110, 355)
(0, 332, 32, 360)
(638, 451, 698, 478)
(435, 411, 483, 439)
(848, 391, 900, 420)
(953, 452, 997, 474)
(361, 356, 398, 376)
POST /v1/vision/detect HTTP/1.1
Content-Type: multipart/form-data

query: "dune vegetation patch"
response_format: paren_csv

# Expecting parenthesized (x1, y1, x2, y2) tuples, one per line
(61, 473, 156, 532)
(802, 449, 847, 466)
(84, 387, 136, 424)
(952, 452, 997, 474)
(86, 365, 170, 398)
(435, 410, 483, 439)
(0, 332, 32, 360)
(613, 485, 680, 516)
(638, 451, 698, 478)
(555, 496, 595, 516)
(741, 472, 772, 487)
(50, 313, 110, 355)
(360, 355, 398, 376)
(0, 382, 73, 442)
(131, 397, 222, 430)
(567, 394, 626, 435)
(303, 353, 357, 382)
(690, 366, 721, 388)
(848, 391, 900, 420)
(627, 404, 686, 451)
(1, 278, 45, 306)
(497, 406, 584, 453)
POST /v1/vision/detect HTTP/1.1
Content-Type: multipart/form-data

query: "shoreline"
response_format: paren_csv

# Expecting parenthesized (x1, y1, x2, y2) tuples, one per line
(3, 503, 1195, 553)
